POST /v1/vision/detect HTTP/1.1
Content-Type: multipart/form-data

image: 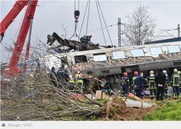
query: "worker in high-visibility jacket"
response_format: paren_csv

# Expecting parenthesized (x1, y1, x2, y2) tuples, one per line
(76, 74, 85, 93)
(178, 71, 181, 93)
(25, 74, 34, 100)
(131, 71, 138, 90)
(102, 89, 114, 95)
(146, 70, 157, 100)
(163, 70, 169, 99)
(68, 76, 75, 92)
(170, 69, 180, 99)
(80, 35, 86, 44)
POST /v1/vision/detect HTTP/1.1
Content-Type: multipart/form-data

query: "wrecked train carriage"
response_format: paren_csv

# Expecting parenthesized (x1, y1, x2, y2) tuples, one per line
(41, 40, 181, 88)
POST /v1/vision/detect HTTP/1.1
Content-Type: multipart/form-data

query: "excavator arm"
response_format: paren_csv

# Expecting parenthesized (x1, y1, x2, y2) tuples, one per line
(1, 0, 38, 76)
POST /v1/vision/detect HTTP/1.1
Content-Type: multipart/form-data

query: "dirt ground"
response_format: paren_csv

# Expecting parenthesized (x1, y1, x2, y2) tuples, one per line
(100, 96, 175, 121)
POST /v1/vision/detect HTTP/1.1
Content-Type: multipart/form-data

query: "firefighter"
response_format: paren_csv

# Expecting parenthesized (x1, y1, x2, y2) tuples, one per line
(102, 89, 114, 95)
(68, 75, 75, 92)
(163, 70, 169, 99)
(146, 71, 157, 100)
(131, 71, 138, 91)
(76, 74, 85, 93)
(120, 72, 130, 97)
(170, 69, 180, 99)
(178, 71, 181, 93)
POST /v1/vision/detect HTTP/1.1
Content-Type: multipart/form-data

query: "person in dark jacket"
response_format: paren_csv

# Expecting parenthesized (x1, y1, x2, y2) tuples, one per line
(155, 67, 166, 101)
(131, 71, 138, 90)
(57, 63, 69, 88)
(134, 72, 148, 99)
(49, 67, 58, 87)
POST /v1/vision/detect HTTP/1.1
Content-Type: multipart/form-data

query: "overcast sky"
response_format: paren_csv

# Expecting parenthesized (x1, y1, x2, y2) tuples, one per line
(0, 0, 181, 64)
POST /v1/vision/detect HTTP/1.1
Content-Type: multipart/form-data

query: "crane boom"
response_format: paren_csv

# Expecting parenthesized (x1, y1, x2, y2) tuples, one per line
(2, 0, 38, 76)
(0, 0, 29, 38)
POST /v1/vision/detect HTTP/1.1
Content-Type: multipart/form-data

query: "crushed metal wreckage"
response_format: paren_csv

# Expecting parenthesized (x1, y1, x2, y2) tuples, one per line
(47, 32, 116, 52)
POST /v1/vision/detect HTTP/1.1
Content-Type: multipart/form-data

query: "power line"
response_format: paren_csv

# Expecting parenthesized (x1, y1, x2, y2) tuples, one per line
(80, 23, 117, 35)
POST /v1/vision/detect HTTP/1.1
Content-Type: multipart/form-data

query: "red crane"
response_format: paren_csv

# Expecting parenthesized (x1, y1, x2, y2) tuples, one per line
(0, 0, 38, 77)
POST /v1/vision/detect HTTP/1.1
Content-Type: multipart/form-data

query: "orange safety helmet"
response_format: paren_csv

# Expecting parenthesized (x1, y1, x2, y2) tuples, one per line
(134, 71, 138, 76)
(123, 72, 127, 76)
(90, 35, 92, 37)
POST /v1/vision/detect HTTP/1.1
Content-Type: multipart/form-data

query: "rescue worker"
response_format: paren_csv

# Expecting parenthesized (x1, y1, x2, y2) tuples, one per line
(170, 69, 180, 99)
(134, 72, 148, 99)
(102, 89, 114, 95)
(80, 35, 92, 43)
(57, 63, 69, 89)
(86, 35, 92, 42)
(76, 74, 85, 93)
(163, 70, 169, 99)
(80, 35, 87, 44)
(68, 75, 75, 92)
(25, 74, 34, 100)
(131, 71, 138, 91)
(146, 70, 157, 100)
(120, 72, 130, 97)
(178, 71, 181, 93)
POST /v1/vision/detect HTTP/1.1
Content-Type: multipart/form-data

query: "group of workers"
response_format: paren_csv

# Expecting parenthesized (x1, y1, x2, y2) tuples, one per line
(49, 63, 85, 93)
(120, 68, 181, 101)
(80, 35, 92, 44)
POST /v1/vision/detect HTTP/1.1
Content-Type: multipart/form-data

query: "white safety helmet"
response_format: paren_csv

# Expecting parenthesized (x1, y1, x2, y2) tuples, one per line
(163, 70, 167, 74)
(150, 70, 154, 75)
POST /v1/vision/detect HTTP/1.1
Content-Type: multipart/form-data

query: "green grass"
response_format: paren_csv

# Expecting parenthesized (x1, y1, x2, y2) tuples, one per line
(144, 100, 181, 121)
(155, 99, 169, 104)
(96, 98, 109, 104)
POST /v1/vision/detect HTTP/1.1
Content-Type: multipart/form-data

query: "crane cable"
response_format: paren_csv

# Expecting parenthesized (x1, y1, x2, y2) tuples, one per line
(95, 0, 106, 46)
(86, 0, 91, 35)
(70, 0, 80, 39)
(96, 0, 113, 45)
(78, 0, 90, 39)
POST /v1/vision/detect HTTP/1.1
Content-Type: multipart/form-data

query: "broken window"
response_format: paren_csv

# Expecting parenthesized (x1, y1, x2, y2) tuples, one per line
(131, 49, 144, 57)
(150, 47, 162, 55)
(168, 45, 180, 53)
(61, 57, 67, 64)
(74, 55, 87, 63)
(112, 51, 125, 59)
(93, 53, 107, 61)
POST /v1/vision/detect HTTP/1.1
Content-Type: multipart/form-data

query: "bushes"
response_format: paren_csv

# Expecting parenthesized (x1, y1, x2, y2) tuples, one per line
(144, 101, 181, 121)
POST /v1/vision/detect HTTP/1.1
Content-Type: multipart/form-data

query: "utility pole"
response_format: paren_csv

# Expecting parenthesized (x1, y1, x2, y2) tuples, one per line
(118, 18, 121, 47)
(178, 24, 180, 37)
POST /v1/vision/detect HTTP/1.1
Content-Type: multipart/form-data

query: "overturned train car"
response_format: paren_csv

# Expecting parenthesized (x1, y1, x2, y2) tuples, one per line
(39, 41, 181, 90)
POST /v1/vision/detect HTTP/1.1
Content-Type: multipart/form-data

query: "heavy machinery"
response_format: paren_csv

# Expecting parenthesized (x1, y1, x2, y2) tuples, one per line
(0, 0, 38, 77)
